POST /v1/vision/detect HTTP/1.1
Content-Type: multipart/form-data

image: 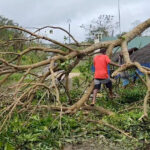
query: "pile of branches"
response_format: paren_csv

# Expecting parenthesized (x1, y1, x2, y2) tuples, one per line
(0, 19, 150, 132)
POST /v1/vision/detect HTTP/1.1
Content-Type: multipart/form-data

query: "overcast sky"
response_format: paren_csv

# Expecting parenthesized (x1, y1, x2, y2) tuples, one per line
(0, 0, 149, 42)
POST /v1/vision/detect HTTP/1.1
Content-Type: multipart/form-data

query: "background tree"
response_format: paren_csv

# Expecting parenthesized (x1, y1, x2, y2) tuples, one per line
(0, 15, 25, 52)
(81, 14, 119, 42)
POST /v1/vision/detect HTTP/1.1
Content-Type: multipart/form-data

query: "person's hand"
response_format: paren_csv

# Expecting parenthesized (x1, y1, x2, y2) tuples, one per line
(120, 64, 126, 68)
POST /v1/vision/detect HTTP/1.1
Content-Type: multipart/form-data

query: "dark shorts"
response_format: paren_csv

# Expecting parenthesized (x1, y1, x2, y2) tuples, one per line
(94, 78, 112, 90)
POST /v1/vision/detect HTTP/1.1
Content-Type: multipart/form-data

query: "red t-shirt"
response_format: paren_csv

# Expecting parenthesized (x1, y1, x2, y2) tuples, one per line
(94, 54, 111, 79)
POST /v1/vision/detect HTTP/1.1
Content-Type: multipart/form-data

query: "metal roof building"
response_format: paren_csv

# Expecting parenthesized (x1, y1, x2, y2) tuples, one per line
(101, 36, 150, 53)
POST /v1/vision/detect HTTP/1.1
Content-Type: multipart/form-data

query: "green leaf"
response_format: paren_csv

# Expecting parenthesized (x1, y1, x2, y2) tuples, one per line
(4, 143, 15, 150)
(49, 30, 53, 34)
(30, 115, 40, 121)
(0, 141, 3, 148)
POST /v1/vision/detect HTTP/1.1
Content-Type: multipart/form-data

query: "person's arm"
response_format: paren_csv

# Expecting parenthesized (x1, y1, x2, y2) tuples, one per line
(105, 55, 121, 67)
(109, 61, 121, 67)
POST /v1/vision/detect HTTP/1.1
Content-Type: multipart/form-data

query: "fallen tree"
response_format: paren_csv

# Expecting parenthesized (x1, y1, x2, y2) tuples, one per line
(0, 18, 150, 130)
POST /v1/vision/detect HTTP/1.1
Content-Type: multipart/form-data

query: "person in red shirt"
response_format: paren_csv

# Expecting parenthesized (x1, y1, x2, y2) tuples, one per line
(91, 48, 120, 106)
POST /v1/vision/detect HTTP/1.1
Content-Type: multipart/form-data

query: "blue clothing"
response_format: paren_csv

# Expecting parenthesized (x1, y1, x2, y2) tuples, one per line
(92, 63, 150, 87)
(122, 78, 129, 87)
(136, 63, 150, 75)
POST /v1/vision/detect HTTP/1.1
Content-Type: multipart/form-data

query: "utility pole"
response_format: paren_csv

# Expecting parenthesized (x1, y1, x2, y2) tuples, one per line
(67, 19, 71, 44)
(118, 0, 121, 34)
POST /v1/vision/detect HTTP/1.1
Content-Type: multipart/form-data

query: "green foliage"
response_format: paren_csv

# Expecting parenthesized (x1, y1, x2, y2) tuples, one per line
(9, 73, 23, 81)
(72, 77, 80, 87)
(0, 74, 23, 85)
(60, 47, 69, 52)
(0, 113, 94, 149)
(77, 57, 93, 81)
(118, 85, 146, 103)
(120, 36, 126, 40)
(0, 73, 34, 85)
(69, 89, 82, 100)
(117, 32, 127, 39)
(20, 52, 47, 65)
(0, 15, 25, 53)
(105, 110, 142, 129)
(58, 59, 71, 71)
(0, 101, 149, 150)
(96, 95, 120, 112)
(60, 94, 68, 103)
(104, 110, 150, 142)
(35, 89, 45, 100)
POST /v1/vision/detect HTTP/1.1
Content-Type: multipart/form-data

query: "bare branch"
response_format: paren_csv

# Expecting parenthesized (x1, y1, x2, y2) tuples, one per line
(34, 26, 80, 46)
(0, 25, 76, 52)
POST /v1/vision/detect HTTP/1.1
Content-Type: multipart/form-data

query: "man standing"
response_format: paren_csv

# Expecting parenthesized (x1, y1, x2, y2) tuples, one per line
(91, 48, 120, 106)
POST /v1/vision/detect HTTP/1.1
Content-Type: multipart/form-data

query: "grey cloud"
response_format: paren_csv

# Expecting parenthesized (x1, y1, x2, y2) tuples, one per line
(0, 0, 149, 41)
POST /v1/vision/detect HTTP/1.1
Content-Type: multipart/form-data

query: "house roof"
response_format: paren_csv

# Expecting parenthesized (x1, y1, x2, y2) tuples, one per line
(101, 36, 150, 52)
(101, 36, 150, 64)
(112, 44, 150, 64)
(130, 43, 150, 63)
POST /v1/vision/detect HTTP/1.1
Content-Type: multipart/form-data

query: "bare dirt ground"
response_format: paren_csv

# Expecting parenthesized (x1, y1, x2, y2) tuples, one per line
(68, 73, 81, 78)
(63, 135, 133, 150)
